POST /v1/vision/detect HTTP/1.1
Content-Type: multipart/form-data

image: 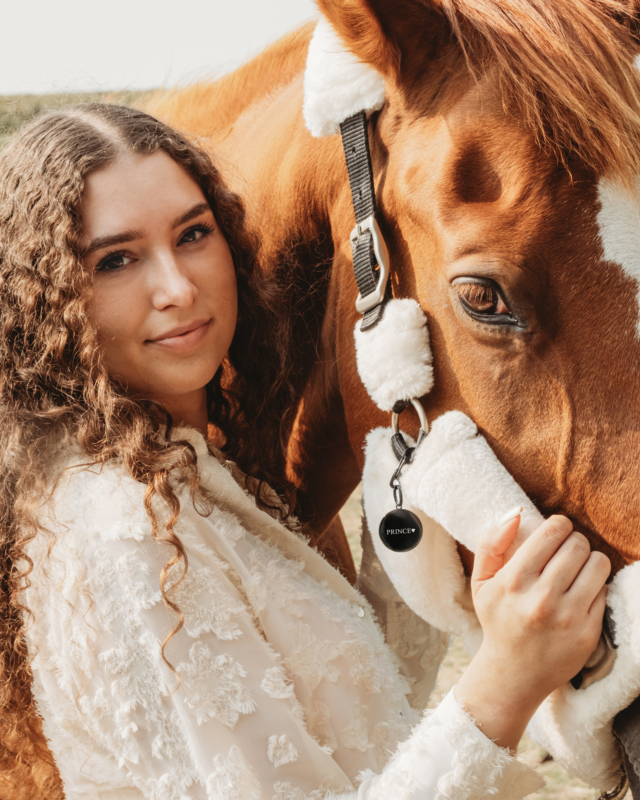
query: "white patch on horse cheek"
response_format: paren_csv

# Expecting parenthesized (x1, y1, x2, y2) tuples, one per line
(597, 176, 640, 336)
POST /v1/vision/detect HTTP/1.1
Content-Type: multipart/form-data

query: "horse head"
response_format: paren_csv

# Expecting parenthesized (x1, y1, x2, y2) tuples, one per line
(147, 5, 640, 789)
(311, 0, 640, 576)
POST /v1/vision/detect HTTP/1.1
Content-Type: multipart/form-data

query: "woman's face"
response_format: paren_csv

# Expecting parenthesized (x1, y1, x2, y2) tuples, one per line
(81, 151, 237, 414)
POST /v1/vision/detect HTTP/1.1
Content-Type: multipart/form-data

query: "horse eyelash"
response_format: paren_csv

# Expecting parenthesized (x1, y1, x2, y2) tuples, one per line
(458, 283, 495, 308)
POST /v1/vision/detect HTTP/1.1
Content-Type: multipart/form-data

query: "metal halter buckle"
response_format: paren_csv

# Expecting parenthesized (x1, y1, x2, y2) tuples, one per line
(350, 214, 390, 314)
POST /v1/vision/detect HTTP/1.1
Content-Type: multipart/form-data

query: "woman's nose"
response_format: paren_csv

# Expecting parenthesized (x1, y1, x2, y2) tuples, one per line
(151, 250, 197, 309)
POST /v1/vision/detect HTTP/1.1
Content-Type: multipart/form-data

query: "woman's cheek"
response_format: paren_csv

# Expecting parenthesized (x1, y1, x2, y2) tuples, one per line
(90, 284, 142, 373)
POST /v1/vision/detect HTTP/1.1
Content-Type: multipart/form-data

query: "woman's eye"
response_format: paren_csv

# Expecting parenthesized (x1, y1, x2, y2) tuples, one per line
(179, 223, 214, 245)
(95, 251, 133, 273)
(453, 279, 514, 321)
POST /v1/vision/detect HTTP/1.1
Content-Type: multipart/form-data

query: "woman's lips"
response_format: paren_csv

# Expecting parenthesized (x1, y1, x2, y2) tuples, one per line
(146, 319, 211, 350)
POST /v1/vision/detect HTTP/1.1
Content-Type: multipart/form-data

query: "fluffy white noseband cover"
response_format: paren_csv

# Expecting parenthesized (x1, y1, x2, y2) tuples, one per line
(363, 412, 640, 791)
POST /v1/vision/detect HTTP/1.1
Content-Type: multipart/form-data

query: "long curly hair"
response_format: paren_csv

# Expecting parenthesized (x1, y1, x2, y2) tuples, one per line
(0, 104, 298, 796)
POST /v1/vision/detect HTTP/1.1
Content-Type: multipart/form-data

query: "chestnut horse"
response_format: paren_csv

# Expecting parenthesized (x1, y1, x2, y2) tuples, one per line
(147, 0, 640, 587)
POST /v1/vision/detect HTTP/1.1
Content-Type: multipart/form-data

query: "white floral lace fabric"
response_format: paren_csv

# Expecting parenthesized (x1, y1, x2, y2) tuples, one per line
(22, 428, 542, 800)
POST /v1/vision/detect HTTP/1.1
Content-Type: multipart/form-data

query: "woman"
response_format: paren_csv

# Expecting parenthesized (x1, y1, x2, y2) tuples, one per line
(0, 104, 610, 799)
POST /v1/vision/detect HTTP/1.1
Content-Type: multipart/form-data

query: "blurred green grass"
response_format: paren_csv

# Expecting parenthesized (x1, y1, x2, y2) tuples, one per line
(0, 90, 148, 148)
(340, 484, 598, 799)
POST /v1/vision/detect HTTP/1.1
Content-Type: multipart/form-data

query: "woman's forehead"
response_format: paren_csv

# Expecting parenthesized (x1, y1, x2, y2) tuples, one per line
(80, 150, 208, 241)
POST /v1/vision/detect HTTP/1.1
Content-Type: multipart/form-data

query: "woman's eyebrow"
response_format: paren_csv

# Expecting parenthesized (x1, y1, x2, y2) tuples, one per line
(172, 202, 211, 229)
(84, 203, 211, 255)
(84, 229, 143, 255)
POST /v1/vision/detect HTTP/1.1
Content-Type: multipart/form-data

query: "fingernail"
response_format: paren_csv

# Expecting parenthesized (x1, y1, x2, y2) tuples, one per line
(498, 506, 523, 526)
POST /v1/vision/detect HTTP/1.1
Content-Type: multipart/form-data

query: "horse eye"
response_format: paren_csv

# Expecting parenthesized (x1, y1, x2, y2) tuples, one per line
(452, 278, 513, 321)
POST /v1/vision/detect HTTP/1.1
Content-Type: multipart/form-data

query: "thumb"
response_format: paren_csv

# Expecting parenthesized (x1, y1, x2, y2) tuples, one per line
(473, 507, 522, 587)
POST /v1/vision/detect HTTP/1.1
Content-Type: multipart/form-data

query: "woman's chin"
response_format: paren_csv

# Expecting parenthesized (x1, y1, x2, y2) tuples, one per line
(124, 367, 221, 409)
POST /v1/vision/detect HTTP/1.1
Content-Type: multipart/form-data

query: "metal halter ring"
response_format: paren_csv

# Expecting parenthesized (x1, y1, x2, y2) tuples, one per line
(391, 397, 429, 438)
(390, 398, 429, 462)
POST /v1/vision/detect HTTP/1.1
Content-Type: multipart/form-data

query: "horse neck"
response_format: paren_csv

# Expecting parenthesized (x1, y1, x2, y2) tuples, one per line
(146, 23, 315, 138)
(218, 92, 348, 273)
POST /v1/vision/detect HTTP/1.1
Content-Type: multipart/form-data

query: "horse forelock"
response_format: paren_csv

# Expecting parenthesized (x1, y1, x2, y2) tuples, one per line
(427, 0, 640, 185)
(317, 0, 640, 183)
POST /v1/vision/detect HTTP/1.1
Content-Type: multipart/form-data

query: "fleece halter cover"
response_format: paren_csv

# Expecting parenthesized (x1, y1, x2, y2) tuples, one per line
(303, 14, 640, 794)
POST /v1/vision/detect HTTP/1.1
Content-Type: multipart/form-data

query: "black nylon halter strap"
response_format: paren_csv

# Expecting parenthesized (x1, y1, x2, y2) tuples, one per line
(340, 111, 387, 330)
(340, 111, 376, 221)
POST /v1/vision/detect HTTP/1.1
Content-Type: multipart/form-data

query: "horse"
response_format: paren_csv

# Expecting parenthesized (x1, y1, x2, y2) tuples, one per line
(148, 0, 640, 584)
(145, 1, 640, 793)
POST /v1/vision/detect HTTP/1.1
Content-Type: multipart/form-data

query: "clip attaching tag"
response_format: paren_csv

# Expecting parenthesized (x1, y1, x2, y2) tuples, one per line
(379, 449, 423, 552)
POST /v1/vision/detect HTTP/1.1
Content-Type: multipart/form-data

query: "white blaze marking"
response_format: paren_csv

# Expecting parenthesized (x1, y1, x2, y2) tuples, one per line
(597, 176, 640, 335)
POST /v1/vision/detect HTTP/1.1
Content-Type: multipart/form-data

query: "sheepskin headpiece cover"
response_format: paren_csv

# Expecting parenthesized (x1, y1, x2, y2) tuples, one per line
(303, 14, 637, 794)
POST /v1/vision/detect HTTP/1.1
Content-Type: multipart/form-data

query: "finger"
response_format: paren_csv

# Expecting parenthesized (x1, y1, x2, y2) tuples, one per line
(566, 551, 611, 610)
(540, 531, 591, 595)
(507, 515, 574, 578)
(588, 584, 608, 620)
(473, 513, 521, 586)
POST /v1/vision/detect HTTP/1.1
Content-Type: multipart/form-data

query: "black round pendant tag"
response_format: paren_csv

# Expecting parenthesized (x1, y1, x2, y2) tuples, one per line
(379, 509, 423, 552)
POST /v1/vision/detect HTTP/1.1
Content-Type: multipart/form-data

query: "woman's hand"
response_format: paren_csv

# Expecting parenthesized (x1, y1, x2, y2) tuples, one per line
(454, 512, 611, 752)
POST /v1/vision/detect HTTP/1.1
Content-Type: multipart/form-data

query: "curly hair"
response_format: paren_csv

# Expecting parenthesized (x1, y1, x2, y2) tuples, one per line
(0, 104, 298, 796)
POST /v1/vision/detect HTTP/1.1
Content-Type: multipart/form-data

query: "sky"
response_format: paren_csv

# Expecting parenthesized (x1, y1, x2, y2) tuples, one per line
(0, 0, 318, 96)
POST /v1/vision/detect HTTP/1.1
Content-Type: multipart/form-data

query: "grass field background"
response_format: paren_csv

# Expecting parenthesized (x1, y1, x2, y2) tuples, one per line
(0, 91, 148, 147)
(1, 89, 600, 798)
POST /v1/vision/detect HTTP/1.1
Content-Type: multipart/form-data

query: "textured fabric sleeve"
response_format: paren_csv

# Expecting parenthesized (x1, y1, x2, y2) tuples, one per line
(359, 690, 544, 800)
(26, 465, 359, 800)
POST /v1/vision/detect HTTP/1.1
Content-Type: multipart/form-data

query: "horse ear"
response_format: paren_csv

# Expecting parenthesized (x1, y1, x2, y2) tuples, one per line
(316, 0, 402, 79)
(304, 0, 445, 137)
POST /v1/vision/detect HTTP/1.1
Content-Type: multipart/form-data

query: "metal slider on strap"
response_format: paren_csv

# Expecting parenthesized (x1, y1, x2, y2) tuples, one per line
(350, 214, 390, 314)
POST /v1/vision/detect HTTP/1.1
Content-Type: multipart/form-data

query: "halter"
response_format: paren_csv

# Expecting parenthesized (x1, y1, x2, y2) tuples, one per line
(339, 112, 389, 329)
(339, 112, 627, 797)
(340, 110, 433, 460)
(303, 15, 434, 453)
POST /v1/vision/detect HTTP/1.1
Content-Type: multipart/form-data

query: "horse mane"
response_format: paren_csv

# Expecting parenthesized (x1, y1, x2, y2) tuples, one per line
(434, 0, 640, 183)
(147, 2, 640, 183)
(145, 22, 314, 138)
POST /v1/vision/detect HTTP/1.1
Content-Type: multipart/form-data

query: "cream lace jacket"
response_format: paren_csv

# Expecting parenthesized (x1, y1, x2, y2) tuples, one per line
(23, 429, 543, 800)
